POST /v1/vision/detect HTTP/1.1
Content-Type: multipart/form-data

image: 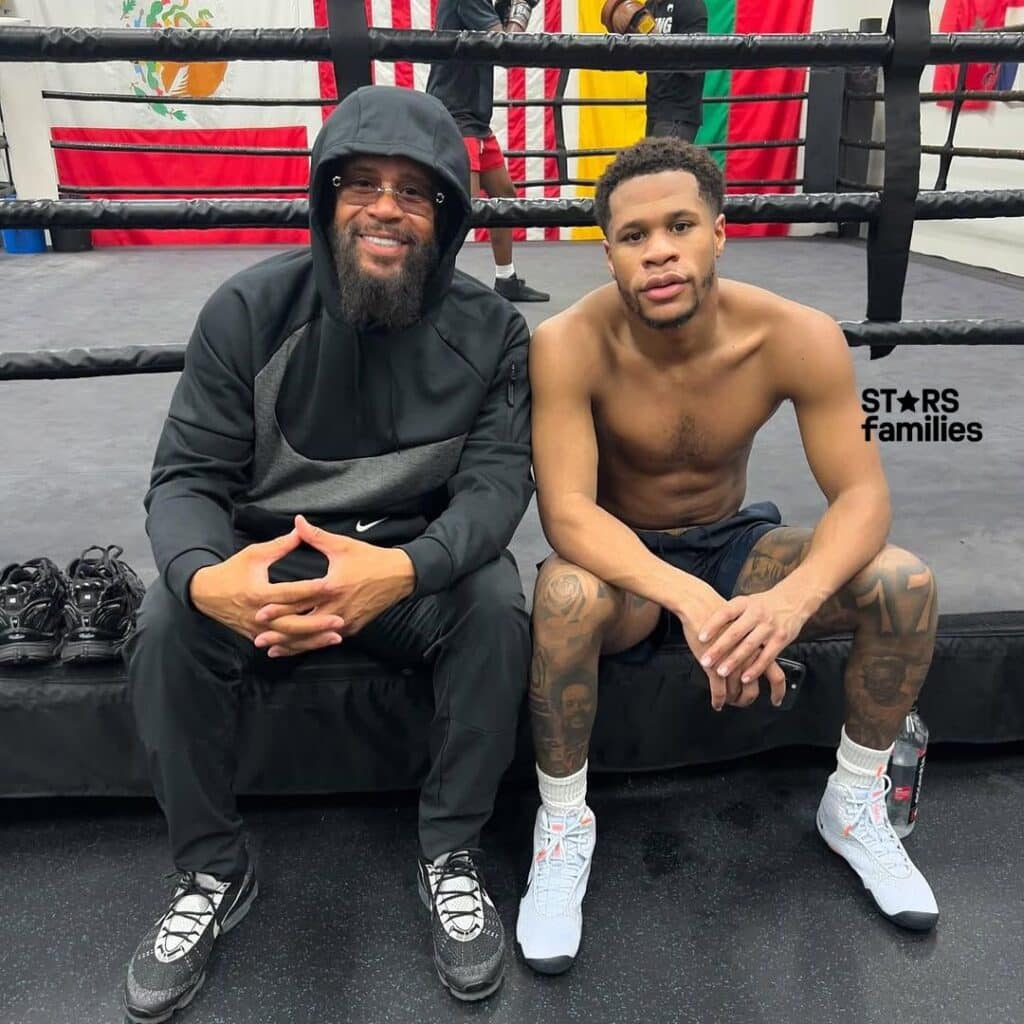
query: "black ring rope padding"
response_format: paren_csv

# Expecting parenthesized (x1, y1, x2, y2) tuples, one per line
(37, 89, 812, 109)
(521, 178, 806, 189)
(370, 29, 1024, 69)
(497, 92, 810, 107)
(853, 89, 1024, 102)
(0, 26, 890, 68)
(42, 90, 333, 106)
(866, 0, 930, 360)
(930, 31, 1024, 62)
(2, 26, 1022, 68)
(844, 138, 1024, 161)
(327, 0, 371, 101)
(547, 139, 806, 159)
(51, 141, 311, 156)
(4, 318, 1020, 382)
(3, 190, 1023, 230)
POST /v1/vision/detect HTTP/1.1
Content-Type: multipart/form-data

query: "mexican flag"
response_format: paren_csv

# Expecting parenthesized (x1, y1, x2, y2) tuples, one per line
(25, 0, 325, 245)
(573, 0, 814, 239)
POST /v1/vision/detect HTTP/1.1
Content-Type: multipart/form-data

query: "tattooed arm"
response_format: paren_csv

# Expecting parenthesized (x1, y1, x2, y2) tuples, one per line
(530, 317, 718, 623)
(699, 306, 892, 681)
(775, 306, 891, 617)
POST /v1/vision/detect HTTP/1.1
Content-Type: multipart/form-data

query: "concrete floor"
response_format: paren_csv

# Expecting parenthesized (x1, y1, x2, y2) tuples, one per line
(1, 235, 1022, 610)
(2, 746, 1022, 1024)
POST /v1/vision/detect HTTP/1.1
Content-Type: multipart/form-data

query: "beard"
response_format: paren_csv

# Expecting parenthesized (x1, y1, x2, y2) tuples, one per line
(618, 262, 717, 331)
(331, 221, 440, 331)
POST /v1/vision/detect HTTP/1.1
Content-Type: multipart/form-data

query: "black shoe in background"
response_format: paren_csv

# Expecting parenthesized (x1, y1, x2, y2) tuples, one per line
(61, 544, 145, 663)
(494, 275, 550, 303)
(0, 557, 69, 664)
(124, 862, 258, 1024)
(418, 849, 506, 1002)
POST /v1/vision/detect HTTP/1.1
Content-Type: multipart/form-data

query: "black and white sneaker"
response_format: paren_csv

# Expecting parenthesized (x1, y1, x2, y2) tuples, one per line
(417, 849, 506, 1002)
(61, 544, 145, 663)
(124, 862, 258, 1023)
(0, 557, 69, 664)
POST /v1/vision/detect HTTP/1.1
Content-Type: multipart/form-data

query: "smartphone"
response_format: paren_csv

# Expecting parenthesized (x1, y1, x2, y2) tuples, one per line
(772, 657, 806, 711)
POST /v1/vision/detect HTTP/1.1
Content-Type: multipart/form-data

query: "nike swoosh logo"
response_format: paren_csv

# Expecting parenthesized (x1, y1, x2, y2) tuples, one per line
(355, 517, 388, 533)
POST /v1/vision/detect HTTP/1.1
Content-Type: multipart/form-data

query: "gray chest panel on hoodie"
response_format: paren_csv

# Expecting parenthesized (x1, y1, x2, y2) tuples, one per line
(244, 328, 467, 515)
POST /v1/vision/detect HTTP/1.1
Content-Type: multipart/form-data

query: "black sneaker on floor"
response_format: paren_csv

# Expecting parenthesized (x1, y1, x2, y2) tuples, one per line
(418, 849, 506, 1002)
(61, 544, 145, 663)
(494, 274, 550, 302)
(0, 557, 69, 664)
(124, 861, 258, 1024)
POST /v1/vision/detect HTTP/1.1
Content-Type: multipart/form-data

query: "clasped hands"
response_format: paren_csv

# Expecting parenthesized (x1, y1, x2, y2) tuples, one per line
(679, 583, 810, 712)
(189, 514, 415, 658)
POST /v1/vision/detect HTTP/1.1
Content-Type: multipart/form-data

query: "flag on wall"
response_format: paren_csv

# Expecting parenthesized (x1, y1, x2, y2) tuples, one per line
(33, 0, 324, 245)
(26, 0, 815, 245)
(572, 0, 813, 240)
(933, 0, 1015, 109)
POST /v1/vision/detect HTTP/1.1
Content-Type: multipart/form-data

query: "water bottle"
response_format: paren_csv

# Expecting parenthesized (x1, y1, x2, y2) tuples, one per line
(886, 706, 928, 838)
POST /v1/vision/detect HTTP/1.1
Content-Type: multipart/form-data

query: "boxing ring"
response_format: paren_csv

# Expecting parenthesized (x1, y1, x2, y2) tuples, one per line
(1, 6, 1023, 1022)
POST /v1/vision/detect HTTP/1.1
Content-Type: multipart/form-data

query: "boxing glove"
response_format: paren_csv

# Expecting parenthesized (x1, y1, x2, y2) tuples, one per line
(507, 0, 539, 31)
(600, 0, 656, 34)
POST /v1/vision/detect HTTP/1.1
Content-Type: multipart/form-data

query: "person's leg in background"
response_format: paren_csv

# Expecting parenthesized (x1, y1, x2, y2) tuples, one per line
(646, 118, 700, 142)
(471, 133, 549, 303)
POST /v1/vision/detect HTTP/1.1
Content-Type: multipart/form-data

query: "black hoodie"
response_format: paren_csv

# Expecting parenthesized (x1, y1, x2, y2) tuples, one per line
(144, 86, 533, 607)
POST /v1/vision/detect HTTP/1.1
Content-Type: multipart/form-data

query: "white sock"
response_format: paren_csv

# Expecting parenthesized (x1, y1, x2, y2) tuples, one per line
(833, 725, 893, 790)
(537, 762, 587, 814)
(495, 262, 516, 279)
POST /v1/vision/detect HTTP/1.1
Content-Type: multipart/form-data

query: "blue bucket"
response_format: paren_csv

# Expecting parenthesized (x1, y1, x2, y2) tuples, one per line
(1, 193, 47, 254)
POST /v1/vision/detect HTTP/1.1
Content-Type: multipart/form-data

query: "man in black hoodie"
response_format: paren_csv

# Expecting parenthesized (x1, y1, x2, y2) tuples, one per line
(122, 86, 533, 1019)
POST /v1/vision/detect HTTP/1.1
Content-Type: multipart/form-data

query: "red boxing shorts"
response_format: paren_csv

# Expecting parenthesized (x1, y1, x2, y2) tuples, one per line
(463, 133, 506, 173)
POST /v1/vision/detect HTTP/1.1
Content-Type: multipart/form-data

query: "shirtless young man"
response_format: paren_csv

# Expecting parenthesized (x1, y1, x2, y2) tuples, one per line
(515, 137, 940, 975)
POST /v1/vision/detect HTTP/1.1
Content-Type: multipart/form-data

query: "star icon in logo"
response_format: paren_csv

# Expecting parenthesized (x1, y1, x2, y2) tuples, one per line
(898, 390, 919, 412)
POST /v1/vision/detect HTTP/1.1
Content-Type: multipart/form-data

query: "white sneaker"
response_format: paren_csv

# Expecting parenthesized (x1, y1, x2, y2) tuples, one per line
(817, 773, 938, 931)
(515, 805, 597, 974)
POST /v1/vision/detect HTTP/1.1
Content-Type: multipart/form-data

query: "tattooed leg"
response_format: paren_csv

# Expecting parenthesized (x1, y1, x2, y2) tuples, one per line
(830, 547, 938, 749)
(735, 531, 939, 749)
(530, 557, 660, 777)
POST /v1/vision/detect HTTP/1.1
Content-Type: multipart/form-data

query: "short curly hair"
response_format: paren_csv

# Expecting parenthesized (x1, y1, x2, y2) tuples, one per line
(594, 137, 725, 236)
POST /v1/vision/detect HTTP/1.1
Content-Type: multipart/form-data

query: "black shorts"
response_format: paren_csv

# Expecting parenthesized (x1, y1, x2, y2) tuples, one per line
(609, 501, 784, 665)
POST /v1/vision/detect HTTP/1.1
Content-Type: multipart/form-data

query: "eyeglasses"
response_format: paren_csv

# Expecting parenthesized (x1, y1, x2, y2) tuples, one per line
(331, 174, 445, 216)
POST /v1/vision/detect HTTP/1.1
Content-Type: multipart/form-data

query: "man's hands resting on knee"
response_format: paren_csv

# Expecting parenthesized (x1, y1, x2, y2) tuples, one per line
(679, 583, 807, 710)
(189, 514, 416, 658)
(252, 515, 415, 657)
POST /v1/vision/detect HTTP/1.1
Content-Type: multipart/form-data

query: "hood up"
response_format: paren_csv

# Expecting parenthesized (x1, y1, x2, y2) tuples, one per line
(308, 85, 473, 325)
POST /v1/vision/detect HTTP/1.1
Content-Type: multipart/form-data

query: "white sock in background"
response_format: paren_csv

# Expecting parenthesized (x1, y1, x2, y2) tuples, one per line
(495, 262, 516, 279)
(834, 725, 894, 789)
(537, 762, 587, 814)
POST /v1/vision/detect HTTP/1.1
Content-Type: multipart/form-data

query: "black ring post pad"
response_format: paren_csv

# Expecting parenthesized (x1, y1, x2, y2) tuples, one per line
(867, 0, 930, 359)
(327, 0, 372, 102)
